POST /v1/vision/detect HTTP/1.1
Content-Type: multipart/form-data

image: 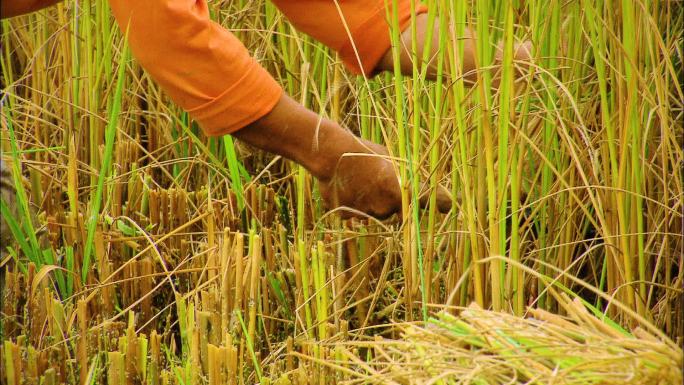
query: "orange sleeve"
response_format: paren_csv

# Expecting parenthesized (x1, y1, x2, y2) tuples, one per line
(271, 0, 428, 76)
(1, 0, 63, 18)
(108, 0, 282, 136)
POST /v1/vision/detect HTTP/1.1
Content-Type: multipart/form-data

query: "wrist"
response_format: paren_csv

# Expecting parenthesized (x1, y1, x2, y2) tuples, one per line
(233, 94, 361, 182)
(302, 119, 361, 181)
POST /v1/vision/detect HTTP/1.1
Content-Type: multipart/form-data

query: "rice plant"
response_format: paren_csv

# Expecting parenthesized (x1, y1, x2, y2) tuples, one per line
(0, 0, 681, 384)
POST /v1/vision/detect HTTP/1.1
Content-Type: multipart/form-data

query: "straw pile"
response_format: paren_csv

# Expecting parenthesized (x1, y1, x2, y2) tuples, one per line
(315, 300, 682, 385)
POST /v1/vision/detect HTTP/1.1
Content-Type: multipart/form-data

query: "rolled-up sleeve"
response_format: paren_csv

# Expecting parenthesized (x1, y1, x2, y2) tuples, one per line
(108, 0, 282, 136)
(271, 0, 427, 76)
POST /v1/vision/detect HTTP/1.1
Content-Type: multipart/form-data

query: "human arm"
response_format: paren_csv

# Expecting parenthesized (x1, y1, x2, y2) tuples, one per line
(107, 0, 449, 217)
(375, 13, 533, 84)
(234, 93, 451, 219)
(5, 0, 450, 218)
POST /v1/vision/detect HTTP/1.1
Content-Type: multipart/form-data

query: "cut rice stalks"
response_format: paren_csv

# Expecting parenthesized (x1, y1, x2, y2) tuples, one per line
(307, 301, 682, 385)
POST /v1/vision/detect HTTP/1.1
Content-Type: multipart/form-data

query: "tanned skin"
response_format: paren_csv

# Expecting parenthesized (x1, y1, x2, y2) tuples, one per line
(234, 93, 451, 219)
(236, 14, 532, 219)
(2, 7, 531, 219)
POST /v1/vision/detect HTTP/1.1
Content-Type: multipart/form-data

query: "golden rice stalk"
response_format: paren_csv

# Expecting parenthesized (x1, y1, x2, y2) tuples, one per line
(308, 303, 682, 385)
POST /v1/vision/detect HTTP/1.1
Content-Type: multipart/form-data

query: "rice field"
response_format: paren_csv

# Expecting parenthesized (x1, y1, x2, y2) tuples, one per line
(0, 1, 682, 384)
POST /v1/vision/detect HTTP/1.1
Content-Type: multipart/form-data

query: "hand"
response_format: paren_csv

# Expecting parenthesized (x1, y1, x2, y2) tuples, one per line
(375, 13, 533, 85)
(233, 94, 451, 220)
(319, 138, 451, 219)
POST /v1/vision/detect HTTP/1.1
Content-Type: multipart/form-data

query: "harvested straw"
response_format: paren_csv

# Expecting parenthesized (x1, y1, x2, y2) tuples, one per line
(316, 302, 682, 385)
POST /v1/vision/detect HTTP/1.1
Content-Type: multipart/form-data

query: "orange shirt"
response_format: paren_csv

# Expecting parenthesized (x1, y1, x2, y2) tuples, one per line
(3, 0, 426, 136)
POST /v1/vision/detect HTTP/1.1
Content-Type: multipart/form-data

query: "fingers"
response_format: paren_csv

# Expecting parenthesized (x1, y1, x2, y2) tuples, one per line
(335, 185, 451, 221)
(322, 176, 453, 221)
(318, 137, 455, 220)
(418, 184, 453, 214)
(335, 193, 401, 221)
(334, 204, 400, 221)
(435, 185, 453, 213)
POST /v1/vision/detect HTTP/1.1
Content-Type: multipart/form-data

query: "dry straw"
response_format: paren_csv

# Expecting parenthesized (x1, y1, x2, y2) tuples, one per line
(0, 0, 681, 383)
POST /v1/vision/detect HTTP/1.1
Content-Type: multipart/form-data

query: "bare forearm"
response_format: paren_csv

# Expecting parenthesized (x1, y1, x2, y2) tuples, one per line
(376, 13, 532, 83)
(232, 93, 361, 182)
(376, 14, 476, 81)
